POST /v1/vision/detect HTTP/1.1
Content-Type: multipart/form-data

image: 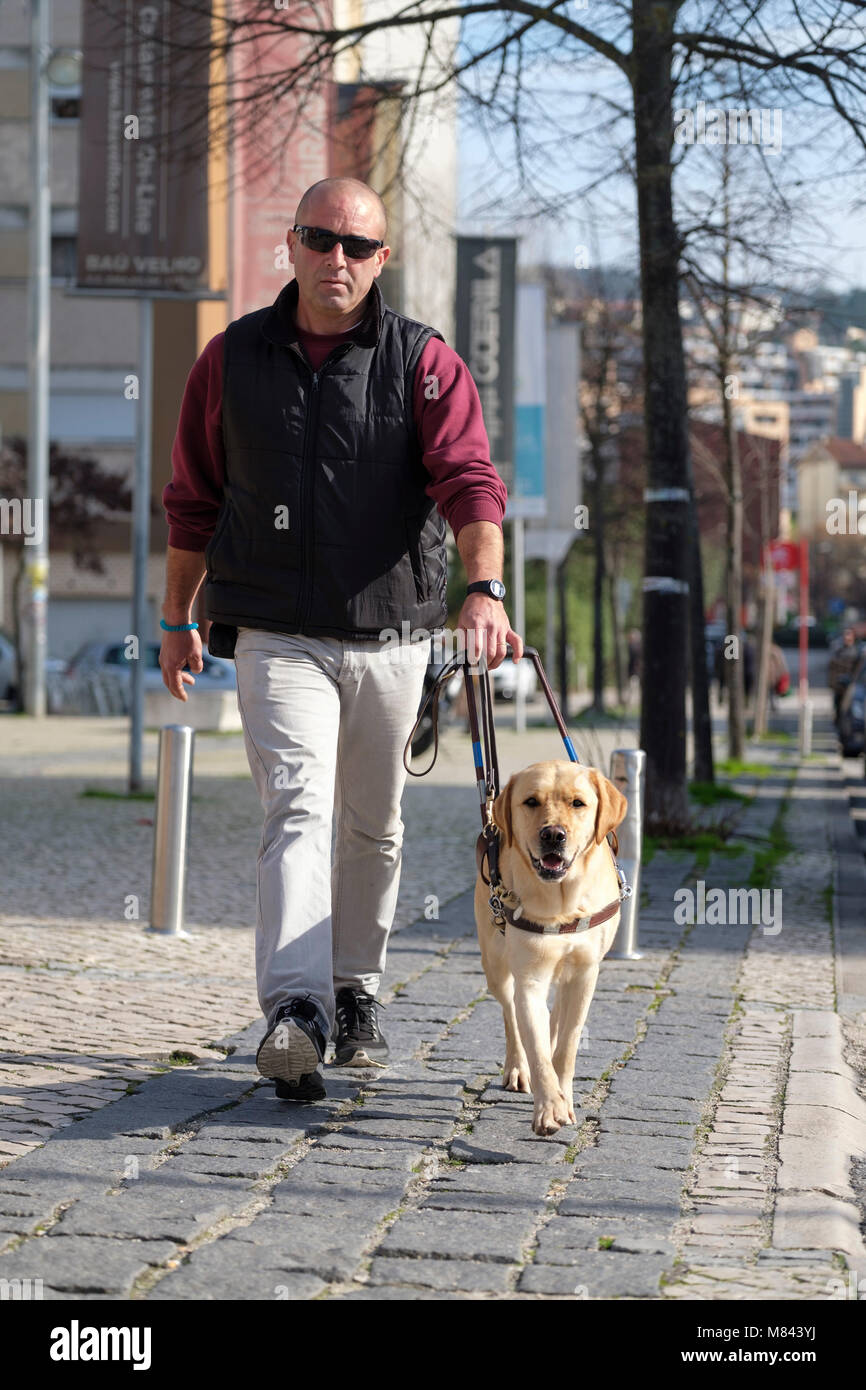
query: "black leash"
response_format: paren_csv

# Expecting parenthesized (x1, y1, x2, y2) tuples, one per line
(403, 644, 631, 932)
(404, 646, 577, 795)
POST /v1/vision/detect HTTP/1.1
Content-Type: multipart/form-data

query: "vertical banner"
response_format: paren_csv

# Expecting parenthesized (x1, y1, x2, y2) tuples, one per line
(76, 1, 211, 293)
(228, 0, 334, 318)
(526, 321, 581, 560)
(455, 237, 517, 490)
(513, 282, 547, 518)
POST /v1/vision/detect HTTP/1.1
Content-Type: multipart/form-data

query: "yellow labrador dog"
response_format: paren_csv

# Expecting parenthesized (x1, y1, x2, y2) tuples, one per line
(474, 761, 628, 1136)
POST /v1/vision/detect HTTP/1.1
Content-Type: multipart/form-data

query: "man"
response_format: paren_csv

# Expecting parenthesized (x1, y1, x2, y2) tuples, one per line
(160, 177, 522, 1101)
(829, 626, 861, 720)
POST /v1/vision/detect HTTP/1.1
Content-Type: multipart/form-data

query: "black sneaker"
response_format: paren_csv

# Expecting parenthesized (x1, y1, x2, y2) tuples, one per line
(332, 987, 388, 1067)
(256, 996, 326, 1084)
(274, 1072, 326, 1103)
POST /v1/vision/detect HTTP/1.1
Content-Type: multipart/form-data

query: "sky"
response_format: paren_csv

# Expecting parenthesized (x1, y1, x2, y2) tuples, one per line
(453, 9, 866, 294)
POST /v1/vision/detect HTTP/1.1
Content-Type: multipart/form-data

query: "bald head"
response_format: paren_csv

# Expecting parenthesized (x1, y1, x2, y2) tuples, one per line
(295, 178, 387, 241)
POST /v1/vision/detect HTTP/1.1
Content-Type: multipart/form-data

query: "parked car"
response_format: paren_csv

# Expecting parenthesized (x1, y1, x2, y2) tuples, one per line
(704, 621, 728, 685)
(1, 636, 76, 710)
(836, 656, 866, 758)
(490, 655, 538, 701)
(55, 639, 236, 714)
(0, 630, 18, 702)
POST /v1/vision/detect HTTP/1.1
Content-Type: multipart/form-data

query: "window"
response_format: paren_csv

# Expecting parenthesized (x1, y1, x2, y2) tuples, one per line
(50, 234, 77, 283)
(49, 90, 81, 124)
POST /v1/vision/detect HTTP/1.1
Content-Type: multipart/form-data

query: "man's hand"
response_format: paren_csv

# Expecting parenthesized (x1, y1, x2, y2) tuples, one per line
(160, 629, 204, 701)
(456, 594, 524, 670)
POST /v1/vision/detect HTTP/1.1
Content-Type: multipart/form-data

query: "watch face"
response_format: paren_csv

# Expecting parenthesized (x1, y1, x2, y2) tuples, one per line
(490, 580, 506, 599)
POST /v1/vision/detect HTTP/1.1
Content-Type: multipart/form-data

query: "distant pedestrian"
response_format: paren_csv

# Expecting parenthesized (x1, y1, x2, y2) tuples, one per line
(627, 629, 642, 682)
(829, 627, 861, 720)
(627, 628, 642, 706)
(768, 644, 790, 710)
(743, 636, 756, 703)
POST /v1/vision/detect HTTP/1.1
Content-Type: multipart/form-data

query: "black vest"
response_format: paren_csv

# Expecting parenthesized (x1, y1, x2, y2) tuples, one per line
(205, 278, 448, 658)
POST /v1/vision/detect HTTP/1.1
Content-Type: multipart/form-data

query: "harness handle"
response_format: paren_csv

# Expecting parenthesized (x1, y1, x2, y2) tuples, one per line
(403, 644, 579, 799)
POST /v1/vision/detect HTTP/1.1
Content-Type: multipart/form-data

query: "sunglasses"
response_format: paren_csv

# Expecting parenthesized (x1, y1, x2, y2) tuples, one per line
(292, 225, 384, 261)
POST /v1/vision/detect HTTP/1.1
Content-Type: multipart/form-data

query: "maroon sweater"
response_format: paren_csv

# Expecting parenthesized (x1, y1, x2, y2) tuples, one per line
(163, 316, 508, 551)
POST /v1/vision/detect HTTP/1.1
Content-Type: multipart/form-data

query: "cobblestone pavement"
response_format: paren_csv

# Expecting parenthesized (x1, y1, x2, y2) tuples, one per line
(0, 709, 864, 1299)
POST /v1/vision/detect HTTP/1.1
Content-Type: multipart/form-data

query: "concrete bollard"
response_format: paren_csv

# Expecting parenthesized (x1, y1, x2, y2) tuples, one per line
(148, 725, 195, 937)
(607, 747, 646, 960)
(798, 698, 813, 758)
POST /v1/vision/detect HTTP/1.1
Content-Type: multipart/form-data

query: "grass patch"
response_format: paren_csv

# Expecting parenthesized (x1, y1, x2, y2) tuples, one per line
(645, 830, 746, 870)
(80, 787, 203, 803)
(81, 787, 155, 802)
(166, 1051, 198, 1066)
(716, 759, 777, 778)
(689, 781, 750, 807)
(573, 706, 630, 725)
(748, 795, 792, 890)
(822, 879, 834, 926)
(755, 731, 795, 744)
(597, 1236, 615, 1250)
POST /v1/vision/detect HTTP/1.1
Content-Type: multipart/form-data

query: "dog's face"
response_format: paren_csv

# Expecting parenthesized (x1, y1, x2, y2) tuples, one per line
(492, 762, 628, 883)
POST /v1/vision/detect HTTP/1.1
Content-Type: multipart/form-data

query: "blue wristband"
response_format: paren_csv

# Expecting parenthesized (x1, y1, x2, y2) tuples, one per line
(160, 619, 199, 632)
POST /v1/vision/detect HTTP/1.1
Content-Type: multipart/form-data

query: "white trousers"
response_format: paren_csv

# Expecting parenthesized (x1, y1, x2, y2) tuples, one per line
(233, 626, 431, 1038)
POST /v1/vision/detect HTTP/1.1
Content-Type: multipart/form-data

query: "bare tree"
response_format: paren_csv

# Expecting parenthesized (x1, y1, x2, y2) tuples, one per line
(104, 0, 866, 829)
(0, 438, 134, 709)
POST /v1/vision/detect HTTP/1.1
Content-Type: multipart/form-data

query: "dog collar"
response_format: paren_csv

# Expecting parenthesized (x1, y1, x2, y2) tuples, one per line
(475, 829, 631, 937)
(497, 896, 623, 936)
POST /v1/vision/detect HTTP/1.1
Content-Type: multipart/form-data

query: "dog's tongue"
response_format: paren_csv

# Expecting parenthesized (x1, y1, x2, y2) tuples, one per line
(542, 853, 562, 869)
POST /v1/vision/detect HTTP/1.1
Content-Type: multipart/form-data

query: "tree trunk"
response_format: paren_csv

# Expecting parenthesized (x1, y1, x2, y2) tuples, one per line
(753, 453, 774, 737)
(753, 553, 775, 737)
(633, 1, 691, 831)
(688, 491, 715, 782)
(10, 549, 26, 712)
(608, 565, 626, 708)
(557, 552, 570, 717)
(722, 376, 746, 759)
(591, 441, 606, 712)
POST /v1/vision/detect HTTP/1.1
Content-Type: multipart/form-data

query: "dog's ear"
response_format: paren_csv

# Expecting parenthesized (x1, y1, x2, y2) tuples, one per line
(589, 770, 628, 846)
(492, 776, 515, 847)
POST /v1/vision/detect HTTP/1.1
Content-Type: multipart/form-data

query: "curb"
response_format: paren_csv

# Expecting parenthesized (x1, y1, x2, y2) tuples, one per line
(772, 1009, 866, 1278)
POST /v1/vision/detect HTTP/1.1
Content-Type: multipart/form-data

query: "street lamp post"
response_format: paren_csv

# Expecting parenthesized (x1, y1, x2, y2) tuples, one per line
(25, 0, 51, 717)
(24, 0, 81, 716)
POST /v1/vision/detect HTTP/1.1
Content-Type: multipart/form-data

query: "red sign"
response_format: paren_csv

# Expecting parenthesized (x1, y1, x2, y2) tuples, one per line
(768, 540, 799, 572)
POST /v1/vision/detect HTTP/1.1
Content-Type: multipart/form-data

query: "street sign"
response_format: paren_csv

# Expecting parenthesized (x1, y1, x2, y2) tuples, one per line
(512, 282, 547, 519)
(455, 237, 517, 489)
(525, 320, 581, 563)
(76, 1, 211, 294)
(767, 539, 799, 572)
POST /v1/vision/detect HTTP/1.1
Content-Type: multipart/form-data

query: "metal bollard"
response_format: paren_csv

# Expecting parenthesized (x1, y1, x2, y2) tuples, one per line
(148, 725, 195, 937)
(607, 747, 646, 960)
(798, 698, 813, 758)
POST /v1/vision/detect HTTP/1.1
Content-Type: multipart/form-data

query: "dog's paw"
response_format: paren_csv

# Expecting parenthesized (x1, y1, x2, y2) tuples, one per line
(532, 1092, 572, 1136)
(556, 1085, 576, 1124)
(504, 1064, 531, 1093)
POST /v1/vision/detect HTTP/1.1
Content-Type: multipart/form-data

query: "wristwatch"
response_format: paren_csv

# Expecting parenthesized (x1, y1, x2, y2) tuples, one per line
(467, 579, 507, 601)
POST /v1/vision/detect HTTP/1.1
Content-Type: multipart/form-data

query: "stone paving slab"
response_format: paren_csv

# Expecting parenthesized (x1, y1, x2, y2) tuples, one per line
(0, 715, 864, 1301)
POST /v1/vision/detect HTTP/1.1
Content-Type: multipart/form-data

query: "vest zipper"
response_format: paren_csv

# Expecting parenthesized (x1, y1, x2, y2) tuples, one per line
(297, 343, 353, 630)
(297, 366, 319, 629)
